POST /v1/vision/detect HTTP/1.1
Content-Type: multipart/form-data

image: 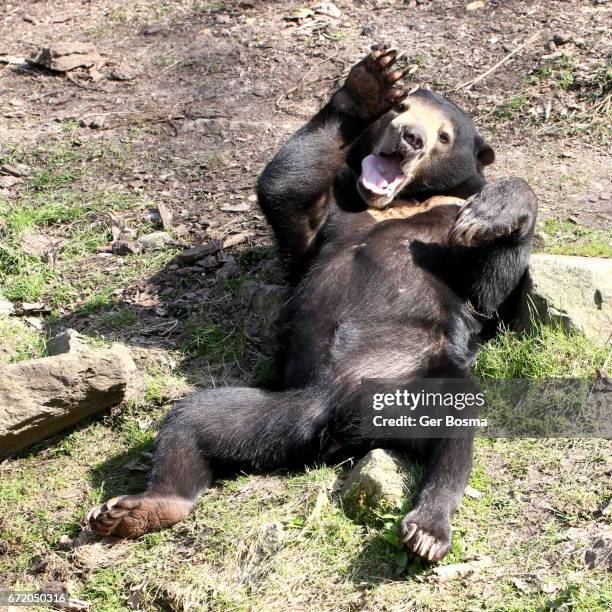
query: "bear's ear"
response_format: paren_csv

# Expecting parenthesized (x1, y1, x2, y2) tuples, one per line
(476, 137, 495, 167)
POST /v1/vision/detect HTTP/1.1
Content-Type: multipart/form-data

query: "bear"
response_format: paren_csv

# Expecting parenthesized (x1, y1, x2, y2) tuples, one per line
(87, 44, 537, 562)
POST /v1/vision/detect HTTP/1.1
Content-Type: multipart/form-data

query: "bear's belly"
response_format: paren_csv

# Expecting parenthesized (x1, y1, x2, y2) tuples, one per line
(280, 203, 468, 387)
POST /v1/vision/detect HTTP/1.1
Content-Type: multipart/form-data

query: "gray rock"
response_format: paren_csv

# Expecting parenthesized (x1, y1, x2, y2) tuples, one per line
(176, 241, 221, 264)
(47, 328, 86, 356)
(521, 254, 611, 344)
(108, 61, 142, 81)
(0, 332, 136, 457)
(0, 292, 14, 317)
(340, 449, 418, 519)
(137, 231, 172, 251)
(112, 239, 142, 255)
(29, 42, 101, 72)
(239, 282, 287, 354)
(584, 532, 611, 570)
(314, 3, 342, 18)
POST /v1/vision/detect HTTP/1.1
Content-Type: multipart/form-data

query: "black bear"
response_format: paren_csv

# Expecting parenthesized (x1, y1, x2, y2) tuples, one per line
(87, 45, 537, 562)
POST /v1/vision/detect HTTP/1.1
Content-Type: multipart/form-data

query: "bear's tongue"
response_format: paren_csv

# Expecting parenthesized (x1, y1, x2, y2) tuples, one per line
(360, 154, 405, 196)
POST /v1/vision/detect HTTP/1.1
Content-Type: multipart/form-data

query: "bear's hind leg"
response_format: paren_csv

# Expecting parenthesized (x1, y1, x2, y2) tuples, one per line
(87, 417, 213, 538)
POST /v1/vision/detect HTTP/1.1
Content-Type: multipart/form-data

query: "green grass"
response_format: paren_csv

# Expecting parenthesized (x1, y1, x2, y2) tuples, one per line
(492, 94, 531, 121)
(0, 318, 47, 365)
(185, 320, 248, 364)
(529, 55, 577, 91)
(539, 219, 612, 258)
(474, 321, 610, 379)
(0, 138, 170, 311)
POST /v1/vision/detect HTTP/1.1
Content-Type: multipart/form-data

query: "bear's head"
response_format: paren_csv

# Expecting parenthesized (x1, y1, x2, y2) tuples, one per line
(349, 89, 495, 209)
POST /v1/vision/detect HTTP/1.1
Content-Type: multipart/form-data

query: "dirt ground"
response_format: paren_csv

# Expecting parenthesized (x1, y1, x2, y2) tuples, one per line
(0, 1, 611, 610)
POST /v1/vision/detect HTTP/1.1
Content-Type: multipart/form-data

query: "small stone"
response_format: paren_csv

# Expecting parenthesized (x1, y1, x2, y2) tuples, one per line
(48, 329, 86, 356)
(0, 293, 14, 317)
(23, 317, 44, 331)
(361, 25, 375, 36)
(137, 231, 172, 251)
(222, 233, 249, 249)
(141, 24, 163, 36)
(156, 202, 173, 230)
(340, 449, 418, 519)
(108, 61, 142, 81)
(58, 534, 73, 549)
(217, 254, 240, 278)
(176, 241, 221, 264)
(584, 532, 612, 570)
(313, 3, 342, 18)
(0, 175, 22, 189)
(239, 282, 287, 354)
(466, 1, 485, 10)
(239, 522, 286, 581)
(79, 115, 106, 129)
(0, 163, 30, 178)
(220, 202, 251, 213)
(433, 555, 492, 581)
(145, 209, 162, 225)
(18, 302, 48, 315)
(112, 240, 142, 256)
(29, 42, 101, 72)
(284, 8, 315, 21)
(552, 33, 571, 46)
(464, 485, 482, 499)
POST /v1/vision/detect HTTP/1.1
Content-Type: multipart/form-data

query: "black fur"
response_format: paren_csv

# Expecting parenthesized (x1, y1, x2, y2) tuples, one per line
(108, 51, 537, 560)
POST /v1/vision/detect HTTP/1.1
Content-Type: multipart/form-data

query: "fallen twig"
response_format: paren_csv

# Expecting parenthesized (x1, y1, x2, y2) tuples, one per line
(455, 32, 541, 90)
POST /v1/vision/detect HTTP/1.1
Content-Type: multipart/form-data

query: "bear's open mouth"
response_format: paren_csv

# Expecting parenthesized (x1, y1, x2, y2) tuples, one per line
(359, 152, 406, 197)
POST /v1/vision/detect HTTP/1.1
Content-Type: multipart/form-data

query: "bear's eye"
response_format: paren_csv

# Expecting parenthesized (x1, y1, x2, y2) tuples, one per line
(439, 132, 451, 144)
(395, 101, 410, 113)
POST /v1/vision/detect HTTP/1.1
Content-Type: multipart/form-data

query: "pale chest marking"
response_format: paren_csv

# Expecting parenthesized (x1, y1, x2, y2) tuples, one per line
(366, 195, 465, 223)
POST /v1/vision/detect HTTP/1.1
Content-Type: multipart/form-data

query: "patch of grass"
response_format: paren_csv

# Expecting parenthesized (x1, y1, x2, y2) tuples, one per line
(474, 321, 610, 379)
(144, 373, 190, 405)
(0, 318, 47, 365)
(198, 1, 225, 12)
(185, 319, 248, 365)
(410, 52, 428, 67)
(0, 137, 161, 313)
(492, 94, 531, 121)
(108, 6, 128, 24)
(529, 55, 577, 91)
(1, 269, 50, 302)
(539, 219, 612, 258)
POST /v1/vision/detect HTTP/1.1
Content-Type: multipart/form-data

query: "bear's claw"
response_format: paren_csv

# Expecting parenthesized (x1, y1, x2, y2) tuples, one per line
(400, 507, 452, 562)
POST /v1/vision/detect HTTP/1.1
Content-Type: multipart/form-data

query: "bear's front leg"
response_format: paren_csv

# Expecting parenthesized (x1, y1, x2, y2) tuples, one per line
(332, 44, 409, 121)
(401, 437, 473, 561)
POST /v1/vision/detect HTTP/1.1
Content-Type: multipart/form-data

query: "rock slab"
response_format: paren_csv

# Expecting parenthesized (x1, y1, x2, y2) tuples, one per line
(0, 330, 136, 457)
(522, 254, 611, 344)
(30, 42, 101, 72)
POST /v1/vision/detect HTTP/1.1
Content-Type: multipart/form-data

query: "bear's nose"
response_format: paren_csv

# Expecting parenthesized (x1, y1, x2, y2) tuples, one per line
(402, 127, 425, 151)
